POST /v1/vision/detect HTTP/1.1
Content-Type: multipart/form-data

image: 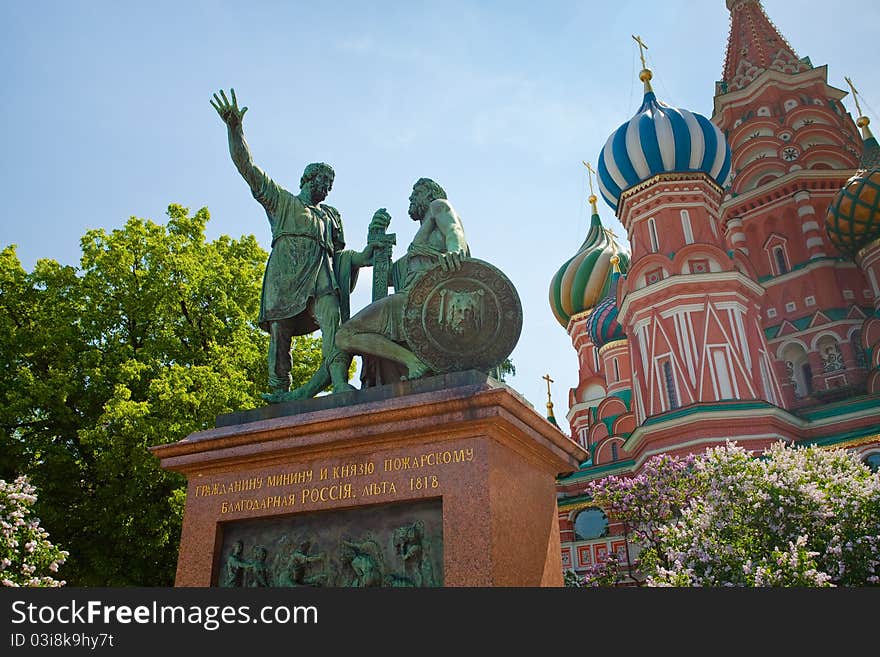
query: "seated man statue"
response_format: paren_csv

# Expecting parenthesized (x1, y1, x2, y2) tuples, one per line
(336, 178, 468, 384)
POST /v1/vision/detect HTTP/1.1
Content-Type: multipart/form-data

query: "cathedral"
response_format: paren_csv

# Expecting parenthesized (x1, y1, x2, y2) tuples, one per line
(549, 0, 880, 577)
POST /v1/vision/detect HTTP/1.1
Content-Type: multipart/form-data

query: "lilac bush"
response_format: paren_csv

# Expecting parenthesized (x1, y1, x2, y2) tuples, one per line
(587, 452, 700, 578)
(587, 442, 880, 587)
(579, 553, 622, 587)
(1, 476, 68, 587)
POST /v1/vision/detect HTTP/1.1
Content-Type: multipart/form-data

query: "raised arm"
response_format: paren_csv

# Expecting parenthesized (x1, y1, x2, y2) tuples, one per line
(210, 88, 278, 211)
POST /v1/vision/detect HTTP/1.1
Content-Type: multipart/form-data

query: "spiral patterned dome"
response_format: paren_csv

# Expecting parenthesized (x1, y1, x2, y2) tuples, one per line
(826, 167, 880, 260)
(587, 266, 625, 348)
(549, 204, 629, 328)
(597, 89, 732, 213)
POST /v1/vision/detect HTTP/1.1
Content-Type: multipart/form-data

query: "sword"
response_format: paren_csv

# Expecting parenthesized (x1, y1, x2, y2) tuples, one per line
(367, 209, 396, 302)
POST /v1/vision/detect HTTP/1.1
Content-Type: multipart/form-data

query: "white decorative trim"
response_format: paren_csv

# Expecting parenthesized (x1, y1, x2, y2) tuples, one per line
(719, 170, 856, 217)
(806, 237, 824, 248)
(714, 300, 748, 314)
(619, 272, 764, 318)
(797, 206, 816, 219)
(768, 318, 864, 345)
(801, 220, 819, 232)
(659, 304, 705, 319)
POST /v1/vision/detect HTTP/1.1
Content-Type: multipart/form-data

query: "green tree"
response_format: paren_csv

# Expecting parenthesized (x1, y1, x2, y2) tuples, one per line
(0, 205, 322, 585)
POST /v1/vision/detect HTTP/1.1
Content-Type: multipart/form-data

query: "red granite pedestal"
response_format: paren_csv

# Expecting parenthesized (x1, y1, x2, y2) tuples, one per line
(150, 372, 586, 587)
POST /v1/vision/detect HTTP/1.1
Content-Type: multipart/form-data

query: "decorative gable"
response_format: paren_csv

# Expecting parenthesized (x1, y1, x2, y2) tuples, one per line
(775, 319, 799, 338)
(846, 305, 867, 320)
(808, 311, 832, 329)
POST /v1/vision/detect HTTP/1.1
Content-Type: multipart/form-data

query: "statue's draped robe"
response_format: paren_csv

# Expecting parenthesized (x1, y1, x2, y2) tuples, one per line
(249, 167, 358, 334)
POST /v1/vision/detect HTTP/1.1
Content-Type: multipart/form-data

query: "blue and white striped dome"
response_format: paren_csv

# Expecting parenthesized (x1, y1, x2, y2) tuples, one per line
(597, 90, 732, 213)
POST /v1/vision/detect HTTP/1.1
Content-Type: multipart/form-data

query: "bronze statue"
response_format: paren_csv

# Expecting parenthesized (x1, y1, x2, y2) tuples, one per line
(211, 88, 375, 402)
(336, 178, 469, 385)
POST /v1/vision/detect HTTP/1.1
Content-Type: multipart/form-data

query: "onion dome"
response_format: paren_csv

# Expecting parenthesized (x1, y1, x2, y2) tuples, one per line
(825, 86, 880, 259)
(587, 256, 625, 348)
(826, 170, 880, 260)
(597, 66, 732, 213)
(549, 195, 629, 328)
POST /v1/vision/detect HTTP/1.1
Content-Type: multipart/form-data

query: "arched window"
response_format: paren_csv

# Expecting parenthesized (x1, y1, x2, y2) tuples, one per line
(783, 342, 813, 399)
(648, 218, 660, 253)
(662, 360, 679, 409)
(611, 443, 619, 462)
(864, 453, 880, 473)
(680, 210, 694, 244)
(578, 427, 590, 449)
(613, 358, 620, 382)
(773, 246, 789, 275)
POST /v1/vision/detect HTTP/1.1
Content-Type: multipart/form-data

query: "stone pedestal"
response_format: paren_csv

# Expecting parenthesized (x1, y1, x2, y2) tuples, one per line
(150, 371, 586, 587)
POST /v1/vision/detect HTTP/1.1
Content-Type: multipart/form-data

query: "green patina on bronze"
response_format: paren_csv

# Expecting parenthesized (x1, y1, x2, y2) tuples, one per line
(211, 88, 375, 403)
(212, 89, 521, 404)
(336, 179, 522, 386)
(217, 498, 442, 587)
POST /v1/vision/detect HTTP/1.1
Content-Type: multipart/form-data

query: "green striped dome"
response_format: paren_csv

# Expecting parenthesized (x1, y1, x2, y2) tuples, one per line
(549, 209, 629, 328)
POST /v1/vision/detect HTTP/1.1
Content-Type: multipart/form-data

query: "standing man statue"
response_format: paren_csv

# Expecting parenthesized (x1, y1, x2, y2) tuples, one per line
(211, 88, 375, 402)
(336, 178, 469, 384)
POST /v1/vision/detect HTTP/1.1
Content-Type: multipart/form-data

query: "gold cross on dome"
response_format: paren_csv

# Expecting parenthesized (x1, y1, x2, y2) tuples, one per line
(632, 34, 649, 70)
(582, 161, 597, 196)
(845, 76, 865, 118)
(542, 373, 554, 402)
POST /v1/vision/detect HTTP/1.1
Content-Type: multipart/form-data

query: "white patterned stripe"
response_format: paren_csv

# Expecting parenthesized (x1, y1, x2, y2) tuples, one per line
(626, 117, 651, 180)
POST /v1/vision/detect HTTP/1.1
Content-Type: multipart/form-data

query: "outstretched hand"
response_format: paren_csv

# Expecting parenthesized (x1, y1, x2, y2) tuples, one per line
(210, 88, 248, 128)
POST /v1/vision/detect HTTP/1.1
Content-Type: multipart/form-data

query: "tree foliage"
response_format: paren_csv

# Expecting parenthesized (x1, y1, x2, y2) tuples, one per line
(0, 205, 322, 585)
(587, 442, 880, 587)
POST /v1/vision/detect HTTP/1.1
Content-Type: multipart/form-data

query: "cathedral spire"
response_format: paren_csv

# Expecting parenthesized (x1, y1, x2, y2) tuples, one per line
(721, 0, 807, 93)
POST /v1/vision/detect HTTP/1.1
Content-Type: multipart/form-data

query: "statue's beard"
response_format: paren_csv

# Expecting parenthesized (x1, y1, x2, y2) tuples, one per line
(409, 202, 427, 221)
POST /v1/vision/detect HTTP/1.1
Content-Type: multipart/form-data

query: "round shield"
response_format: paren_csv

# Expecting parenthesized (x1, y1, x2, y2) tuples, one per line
(402, 258, 522, 373)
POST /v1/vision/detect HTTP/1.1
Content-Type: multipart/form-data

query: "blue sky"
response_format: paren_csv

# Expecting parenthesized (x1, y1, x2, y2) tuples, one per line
(2, 0, 877, 418)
